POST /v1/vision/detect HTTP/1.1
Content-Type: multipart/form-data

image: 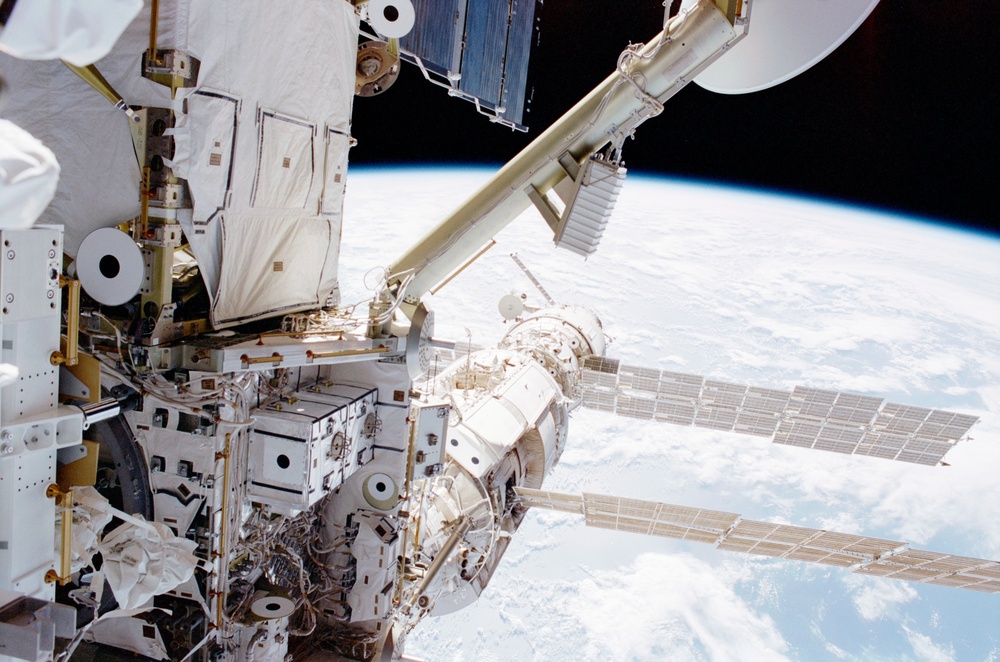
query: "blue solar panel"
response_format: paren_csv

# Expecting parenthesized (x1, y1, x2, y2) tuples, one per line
(397, 0, 540, 128)
(459, 0, 510, 107)
(399, 0, 466, 76)
(500, 0, 537, 125)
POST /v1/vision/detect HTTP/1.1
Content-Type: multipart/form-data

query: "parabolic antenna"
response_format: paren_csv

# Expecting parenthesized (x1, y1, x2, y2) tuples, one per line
(693, 0, 879, 94)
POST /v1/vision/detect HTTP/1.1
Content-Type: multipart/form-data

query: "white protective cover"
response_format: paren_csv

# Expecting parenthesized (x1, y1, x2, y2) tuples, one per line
(0, 0, 358, 327)
(153, 0, 358, 326)
(0, 0, 143, 66)
(74, 486, 200, 609)
(0, 2, 175, 257)
(0, 119, 60, 229)
(99, 515, 200, 610)
(69, 486, 114, 571)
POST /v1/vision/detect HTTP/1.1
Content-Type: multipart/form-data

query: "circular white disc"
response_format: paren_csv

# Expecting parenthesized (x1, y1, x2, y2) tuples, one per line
(694, 0, 879, 94)
(367, 0, 415, 39)
(498, 294, 524, 321)
(250, 595, 295, 620)
(76, 227, 144, 306)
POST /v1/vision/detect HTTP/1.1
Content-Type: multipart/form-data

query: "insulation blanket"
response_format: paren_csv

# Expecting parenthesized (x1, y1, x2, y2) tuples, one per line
(74, 486, 200, 610)
(0, 0, 358, 327)
(0, 119, 60, 229)
(0, 1, 176, 255)
(0, 0, 142, 66)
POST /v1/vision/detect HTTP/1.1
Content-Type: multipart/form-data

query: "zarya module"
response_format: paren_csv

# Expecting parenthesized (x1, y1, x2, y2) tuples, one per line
(0, 1, 997, 661)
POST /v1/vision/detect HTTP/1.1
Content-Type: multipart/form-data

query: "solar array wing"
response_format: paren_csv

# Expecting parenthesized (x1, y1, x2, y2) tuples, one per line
(579, 357, 978, 466)
(398, 0, 539, 128)
(515, 487, 1000, 594)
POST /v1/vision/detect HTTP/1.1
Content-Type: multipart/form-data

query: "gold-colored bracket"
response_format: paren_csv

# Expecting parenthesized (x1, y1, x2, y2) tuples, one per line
(148, 0, 161, 67)
(305, 346, 390, 361)
(240, 353, 284, 367)
(51, 277, 80, 367)
(44, 484, 74, 586)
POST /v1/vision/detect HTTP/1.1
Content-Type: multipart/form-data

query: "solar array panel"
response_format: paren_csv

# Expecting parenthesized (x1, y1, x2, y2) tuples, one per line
(515, 487, 1000, 593)
(856, 549, 1000, 593)
(398, 0, 539, 127)
(579, 357, 978, 466)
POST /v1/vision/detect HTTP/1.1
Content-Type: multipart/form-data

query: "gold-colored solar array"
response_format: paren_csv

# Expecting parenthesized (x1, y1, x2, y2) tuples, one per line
(515, 487, 1000, 593)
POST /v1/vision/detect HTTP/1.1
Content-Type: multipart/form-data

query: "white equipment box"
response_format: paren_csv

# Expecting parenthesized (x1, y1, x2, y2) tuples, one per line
(249, 382, 378, 515)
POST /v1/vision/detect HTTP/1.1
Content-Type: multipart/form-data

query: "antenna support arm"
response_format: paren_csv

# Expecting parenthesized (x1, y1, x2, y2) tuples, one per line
(387, 0, 747, 305)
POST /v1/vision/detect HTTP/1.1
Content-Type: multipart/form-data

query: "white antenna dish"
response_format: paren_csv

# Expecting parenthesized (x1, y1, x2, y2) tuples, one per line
(694, 0, 880, 94)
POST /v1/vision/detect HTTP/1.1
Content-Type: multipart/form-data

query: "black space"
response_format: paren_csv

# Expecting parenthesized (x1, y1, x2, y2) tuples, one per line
(350, 1, 998, 234)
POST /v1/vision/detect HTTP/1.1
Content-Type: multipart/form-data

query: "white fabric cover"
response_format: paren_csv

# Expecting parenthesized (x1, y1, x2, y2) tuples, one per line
(71, 487, 200, 609)
(321, 128, 351, 218)
(0, 0, 173, 256)
(251, 113, 316, 210)
(0, 0, 358, 326)
(163, 0, 358, 326)
(98, 514, 200, 610)
(166, 90, 237, 224)
(0, 0, 143, 66)
(69, 486, 115, 571)
(0, 119, 59, 229)
(216, 214, 337, 323)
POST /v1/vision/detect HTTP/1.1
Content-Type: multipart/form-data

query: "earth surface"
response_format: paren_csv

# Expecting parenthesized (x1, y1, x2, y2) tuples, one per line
(338, 167, 1000, 661)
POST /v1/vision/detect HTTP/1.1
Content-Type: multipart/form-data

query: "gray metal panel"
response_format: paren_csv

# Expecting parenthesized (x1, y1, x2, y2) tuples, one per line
(743, 386, 791, 415)
(913, 410, 979, 442)
(653, 401, 696, 426)
(813, 424, 864, 455)
(582, 389, 616, 412)
(702, 380, 747, 408)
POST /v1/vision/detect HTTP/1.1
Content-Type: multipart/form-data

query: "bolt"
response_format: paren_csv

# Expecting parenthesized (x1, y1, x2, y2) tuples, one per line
(0, 443, 12, 455)
(47, 290, 54, 299)
(5, 250, 13, 259)
(48, 250, 56, 258)
(4, 294, 12, 303)
(1, 430, 11, 441)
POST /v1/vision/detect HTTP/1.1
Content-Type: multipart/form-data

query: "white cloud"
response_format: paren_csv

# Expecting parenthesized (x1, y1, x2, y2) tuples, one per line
(565, 554, 790, 662)
(809, 623, 854, 661)
(904, 626, 956, 662)
(847, 578, 918, 621)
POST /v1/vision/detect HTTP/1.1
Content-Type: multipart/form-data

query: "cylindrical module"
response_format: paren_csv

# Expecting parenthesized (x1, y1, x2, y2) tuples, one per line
(401, 307, 606, 617)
